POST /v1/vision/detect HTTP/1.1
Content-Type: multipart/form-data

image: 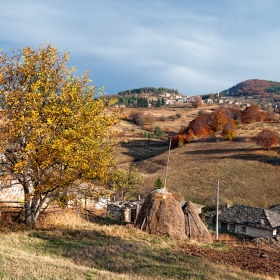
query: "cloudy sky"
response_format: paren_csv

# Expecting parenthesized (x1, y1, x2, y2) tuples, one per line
(1, 0, 280, 96)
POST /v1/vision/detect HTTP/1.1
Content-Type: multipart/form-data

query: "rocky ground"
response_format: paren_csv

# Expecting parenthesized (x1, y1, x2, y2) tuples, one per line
(176, 242, 280, 278)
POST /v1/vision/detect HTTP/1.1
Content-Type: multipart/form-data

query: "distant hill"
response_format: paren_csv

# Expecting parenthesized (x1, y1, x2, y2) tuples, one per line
(222, 79, 280, 96)
(118, 87, 179, 96)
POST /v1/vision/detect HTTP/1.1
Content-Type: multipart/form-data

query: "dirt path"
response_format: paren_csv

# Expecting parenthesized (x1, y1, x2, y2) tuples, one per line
(176, 243, 280, 278)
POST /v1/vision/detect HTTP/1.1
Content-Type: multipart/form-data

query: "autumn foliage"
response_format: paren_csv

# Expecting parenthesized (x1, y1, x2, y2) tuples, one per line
(172, 105, 276, 148)
(0, 45, 120, 225)
(227, 79, 280, 96)
(255, 129, 279, 151)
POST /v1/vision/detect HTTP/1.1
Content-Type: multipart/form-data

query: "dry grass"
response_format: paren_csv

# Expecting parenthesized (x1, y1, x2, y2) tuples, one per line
(135, 139, 280, 208)
(0, 212, 276, 280)
(115, 106, 205, 140)
(0, 107, 279, 279)
(114, 107, 280, 208)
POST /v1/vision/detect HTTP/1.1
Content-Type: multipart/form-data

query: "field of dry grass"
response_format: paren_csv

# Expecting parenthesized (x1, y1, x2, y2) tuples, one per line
(116, 106, 206, 136)
(115, 106, 280, 208)
(0, 105, 279, 279)
(0, 212, 277, 280)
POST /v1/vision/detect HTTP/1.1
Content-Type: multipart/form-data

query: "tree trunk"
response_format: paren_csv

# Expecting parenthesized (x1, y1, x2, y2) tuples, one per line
(24, 193, 50, 226)
(25, 200, 36, 226)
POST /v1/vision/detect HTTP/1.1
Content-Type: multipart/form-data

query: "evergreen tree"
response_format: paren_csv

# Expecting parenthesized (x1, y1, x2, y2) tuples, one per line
(137, 97, 148, 107)
(156, 98, 161, 107)
(154, 126, 163, 138)
(154, 177, 164, 189)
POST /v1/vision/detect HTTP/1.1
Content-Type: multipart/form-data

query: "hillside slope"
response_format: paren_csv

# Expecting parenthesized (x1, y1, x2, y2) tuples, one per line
(135, 139, 280, 208)
(0, 214, 278, 280)
(115, 106, 280, 208)
(224, 79, 280, 96)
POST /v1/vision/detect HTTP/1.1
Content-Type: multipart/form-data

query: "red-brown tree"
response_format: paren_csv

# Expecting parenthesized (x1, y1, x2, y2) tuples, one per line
(241, 105, 262, 124)
(210, 109, 228, 132)
(255, 129, 279, 151)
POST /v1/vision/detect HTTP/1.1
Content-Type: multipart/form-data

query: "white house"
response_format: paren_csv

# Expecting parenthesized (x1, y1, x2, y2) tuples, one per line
(165, 98, 176, 105)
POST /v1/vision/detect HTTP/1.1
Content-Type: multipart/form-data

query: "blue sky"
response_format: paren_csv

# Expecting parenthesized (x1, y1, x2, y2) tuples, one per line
(1, 0, 280, 96)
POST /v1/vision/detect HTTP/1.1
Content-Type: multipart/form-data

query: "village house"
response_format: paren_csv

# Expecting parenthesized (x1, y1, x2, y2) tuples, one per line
(165, 98, 176, 105)
(205, 98, 213, 104)
(176, 98, 184, 103)
(204, 204, 280, 238)
(106, 200, 144, 223)
(118, 104, 126, 109)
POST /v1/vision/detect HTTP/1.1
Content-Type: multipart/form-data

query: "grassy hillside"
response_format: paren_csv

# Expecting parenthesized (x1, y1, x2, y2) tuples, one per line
(135, 140, 280, 208)
(0, 213, 276, 280)
(1, 106, 280, 279)
(115, 107, 280, 208)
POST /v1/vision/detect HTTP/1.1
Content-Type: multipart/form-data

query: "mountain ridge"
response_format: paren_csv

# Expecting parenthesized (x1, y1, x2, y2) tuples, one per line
(116, 79, 280, 97)
(222, 79, 280, 96)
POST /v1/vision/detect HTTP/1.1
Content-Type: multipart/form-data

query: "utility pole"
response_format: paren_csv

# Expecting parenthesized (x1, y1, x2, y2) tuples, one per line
(216, 179, 220, 241)
(164, 137, 172, 190)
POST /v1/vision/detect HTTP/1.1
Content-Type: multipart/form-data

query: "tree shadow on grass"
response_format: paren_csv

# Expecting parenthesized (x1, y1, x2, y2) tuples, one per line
(185, 147, 261, 156)
(119, 139, 169, 162)
(28, 228, 201, 280)
(218, 153, 280, 166)
(184, 147, 280, 166)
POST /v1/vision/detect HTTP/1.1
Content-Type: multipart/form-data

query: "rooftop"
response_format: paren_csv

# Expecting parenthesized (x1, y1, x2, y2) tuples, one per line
(218, 205, 280, 230)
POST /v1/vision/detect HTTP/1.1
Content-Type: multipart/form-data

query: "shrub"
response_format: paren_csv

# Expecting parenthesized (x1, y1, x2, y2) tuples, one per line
(255, 129, 279, 151)
(154, 126, 163, 138)
(168, 115, 176, 121)
(143, 131, 152, 138)
(222, 128, 236, 141)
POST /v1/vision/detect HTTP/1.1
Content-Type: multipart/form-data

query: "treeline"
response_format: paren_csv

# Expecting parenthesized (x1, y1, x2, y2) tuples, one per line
(171, 105, 275, 148)
(201, 92, 223, 100)
(118, 87, 179, 96)
(118, 96, 165, 108)
(224, 79, 280, 96)
(118, 96, 148, 107)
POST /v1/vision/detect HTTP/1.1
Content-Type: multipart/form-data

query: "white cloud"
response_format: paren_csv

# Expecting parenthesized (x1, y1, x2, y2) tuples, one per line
(1, 0, 280, 94)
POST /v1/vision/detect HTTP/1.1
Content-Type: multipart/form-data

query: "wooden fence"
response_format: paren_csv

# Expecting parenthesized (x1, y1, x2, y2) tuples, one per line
(0, 201, 104, 223)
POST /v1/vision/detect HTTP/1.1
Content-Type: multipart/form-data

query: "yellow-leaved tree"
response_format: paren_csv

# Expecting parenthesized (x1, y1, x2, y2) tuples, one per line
(0, 44, 120, 225)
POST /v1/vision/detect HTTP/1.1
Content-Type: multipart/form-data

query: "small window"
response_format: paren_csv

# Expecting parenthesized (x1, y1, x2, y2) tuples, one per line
(241, 226, 247, 233)
(229, 224, 235, 232)
(273, 229, 277, 236)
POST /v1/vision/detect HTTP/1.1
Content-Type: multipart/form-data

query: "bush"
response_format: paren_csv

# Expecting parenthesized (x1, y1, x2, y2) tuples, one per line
(255, 129, 279, 151)
(143, 131, 153, 138)
(222, 128, 236, 141)
(168, 115, 176, 121)
(154, 126, 163, 138)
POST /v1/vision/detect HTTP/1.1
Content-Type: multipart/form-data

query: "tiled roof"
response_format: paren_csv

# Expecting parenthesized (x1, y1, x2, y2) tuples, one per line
(218, 205, 280, 230)
(269, 204, 280, 214)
